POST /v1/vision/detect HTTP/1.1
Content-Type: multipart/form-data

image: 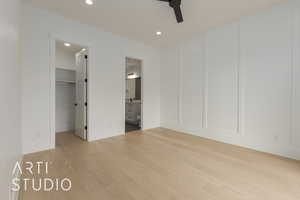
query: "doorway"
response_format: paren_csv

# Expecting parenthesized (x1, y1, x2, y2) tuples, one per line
(125, 58, 143, 133)
(54, 40, 88, 145)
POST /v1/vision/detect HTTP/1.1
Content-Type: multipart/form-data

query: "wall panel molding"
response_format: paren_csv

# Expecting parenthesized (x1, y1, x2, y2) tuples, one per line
(202, 34, 208, 129)
(291, 2, 300, 148)
(161, 1, 300, 160)
(205, 23, 239, 134)
(178, 38, 204, 130)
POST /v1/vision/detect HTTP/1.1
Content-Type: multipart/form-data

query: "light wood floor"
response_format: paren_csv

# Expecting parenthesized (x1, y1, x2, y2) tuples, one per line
(20, 128, 300, 200)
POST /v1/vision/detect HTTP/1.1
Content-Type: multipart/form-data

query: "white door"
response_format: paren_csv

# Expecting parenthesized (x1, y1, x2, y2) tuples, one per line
(75, 53, 88, 140)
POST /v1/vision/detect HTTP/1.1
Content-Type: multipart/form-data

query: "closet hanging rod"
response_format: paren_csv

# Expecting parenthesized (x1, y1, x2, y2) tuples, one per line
(56, 80, 76, 84)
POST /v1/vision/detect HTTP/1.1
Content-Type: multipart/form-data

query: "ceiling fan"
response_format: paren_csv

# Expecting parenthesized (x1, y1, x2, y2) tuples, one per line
(158, 0, 184, 23)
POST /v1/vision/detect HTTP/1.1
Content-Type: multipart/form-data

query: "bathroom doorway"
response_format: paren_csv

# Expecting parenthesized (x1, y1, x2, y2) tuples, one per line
(125, 58, 143, 133)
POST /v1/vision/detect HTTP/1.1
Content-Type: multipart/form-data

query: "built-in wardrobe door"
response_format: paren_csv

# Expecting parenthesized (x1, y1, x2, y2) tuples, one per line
(205, 23, 239, 134)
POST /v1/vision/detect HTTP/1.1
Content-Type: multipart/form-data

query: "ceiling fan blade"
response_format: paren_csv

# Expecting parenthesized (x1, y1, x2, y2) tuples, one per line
(157, 0, 183, 23)
(173, 6, 183, 23)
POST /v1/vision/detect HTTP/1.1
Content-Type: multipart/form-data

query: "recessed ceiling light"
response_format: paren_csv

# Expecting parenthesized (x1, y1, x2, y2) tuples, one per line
(156, 31, 162, 36)
(64, 43, 71, 47)
(128, 73, 138, 79)
(82, 48, 86, 51)
(85, 0, 93, 5)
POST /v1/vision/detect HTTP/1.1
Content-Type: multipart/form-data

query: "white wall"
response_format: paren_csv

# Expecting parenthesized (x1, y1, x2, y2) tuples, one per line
(56, 45, 76, 70)
(55, 46, 76, 133)
(55, 85, 76, 133)
(161, 0, 300, 160)
(0, 0, 22, 199)
(21, 4, 161, 154)
(55, 82, 76, 133)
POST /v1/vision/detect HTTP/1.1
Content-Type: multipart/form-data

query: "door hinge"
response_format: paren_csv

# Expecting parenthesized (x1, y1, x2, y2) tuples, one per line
(85, 126, 88, 130)
(85, 55, 88, 59)
(85, 102, 87, 106)
(85, 78, 88, 83)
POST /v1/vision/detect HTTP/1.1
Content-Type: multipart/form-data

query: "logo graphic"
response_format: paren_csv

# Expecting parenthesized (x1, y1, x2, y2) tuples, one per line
(11, 161, 72, 192)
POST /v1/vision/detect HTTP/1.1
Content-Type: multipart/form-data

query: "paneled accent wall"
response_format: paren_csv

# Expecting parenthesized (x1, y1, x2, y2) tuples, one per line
(160, 47, 181, 126)
(205, 23, 239, 134)
(292, 2, 300, 148)
(179, 38, 205, 131)
(160, 0, 300, 160)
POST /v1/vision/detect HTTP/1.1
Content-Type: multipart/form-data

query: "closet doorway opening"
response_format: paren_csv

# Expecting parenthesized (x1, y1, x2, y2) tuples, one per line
(54, 40, 89, 146)
(125, 57, 143, 133)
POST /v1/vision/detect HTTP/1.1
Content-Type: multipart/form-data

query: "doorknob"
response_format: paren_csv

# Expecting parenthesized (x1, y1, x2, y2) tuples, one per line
(74, 103, 78, 106)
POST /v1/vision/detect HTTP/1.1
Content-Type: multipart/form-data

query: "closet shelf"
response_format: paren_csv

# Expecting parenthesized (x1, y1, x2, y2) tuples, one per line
(56, 67, 76, 72)
(56, 80, 76, 84)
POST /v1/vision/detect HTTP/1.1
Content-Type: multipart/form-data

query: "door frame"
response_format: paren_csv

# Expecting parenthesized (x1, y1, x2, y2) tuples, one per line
(124, 57, 144, 132)
(49, 34, 92, 149)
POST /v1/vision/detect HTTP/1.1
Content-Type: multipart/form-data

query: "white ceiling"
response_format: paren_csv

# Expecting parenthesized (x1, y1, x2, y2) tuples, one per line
(24, 0, 287, 47)
(56, 40, 85, 54)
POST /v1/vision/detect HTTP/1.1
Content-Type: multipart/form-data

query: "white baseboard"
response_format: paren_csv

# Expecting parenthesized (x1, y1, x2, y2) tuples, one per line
(161, 123, 300, 160)
(10, 156, 23, 200)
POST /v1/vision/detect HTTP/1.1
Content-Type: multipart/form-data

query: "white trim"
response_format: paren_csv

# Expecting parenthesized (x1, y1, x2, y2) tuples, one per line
(202, 33, 208, 129)
(161, 125, 300, 160)
(124, 57, 144, 132)
(236, 22, 241, 134)
(238, 21, 246, 136)
(178, 45, 182, 125)
(10, 156, 23, 200)
(290, 3, 297, 148)
(49, 34, 56, 149)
